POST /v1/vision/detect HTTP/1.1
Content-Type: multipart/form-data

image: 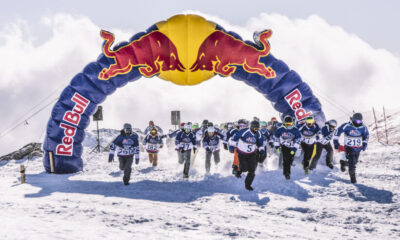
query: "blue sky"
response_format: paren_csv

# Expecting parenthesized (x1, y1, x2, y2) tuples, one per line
(1, 0, 399, 55)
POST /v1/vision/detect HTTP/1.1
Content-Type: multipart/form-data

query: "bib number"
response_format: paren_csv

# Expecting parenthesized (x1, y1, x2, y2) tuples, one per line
(346, 137, 362, 147)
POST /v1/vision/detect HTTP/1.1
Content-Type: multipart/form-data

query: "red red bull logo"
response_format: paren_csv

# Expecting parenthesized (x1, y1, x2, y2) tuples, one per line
(190, 30, 276, 78)
(285, 89, 312, 120)
(98, 30, 185, 80)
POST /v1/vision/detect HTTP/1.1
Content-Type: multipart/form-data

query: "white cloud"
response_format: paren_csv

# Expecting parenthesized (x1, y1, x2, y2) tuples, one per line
(0, 12, 399, 154)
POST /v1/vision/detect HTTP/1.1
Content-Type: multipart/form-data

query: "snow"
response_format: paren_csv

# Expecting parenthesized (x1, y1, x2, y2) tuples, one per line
(1, 132, 399, 239)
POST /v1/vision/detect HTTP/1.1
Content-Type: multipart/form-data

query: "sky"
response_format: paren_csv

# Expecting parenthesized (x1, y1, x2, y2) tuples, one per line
(0, 0, 399, 154)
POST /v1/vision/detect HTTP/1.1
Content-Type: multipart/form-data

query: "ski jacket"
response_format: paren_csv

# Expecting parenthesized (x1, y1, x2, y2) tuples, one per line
(318, 122, 335, 145)
(260, 128, 272, 147)
(273, 126, 302, 150)
(110, 131, 140, 157)
(175, 131, 197, 151)
(229, 128, 264, 154)
(333, 122, 369, 152)
(298, 124, 320, 145)
(202, 134, 221, 152)
(224, 128, 238, 144)
(143, 134, 163, 153)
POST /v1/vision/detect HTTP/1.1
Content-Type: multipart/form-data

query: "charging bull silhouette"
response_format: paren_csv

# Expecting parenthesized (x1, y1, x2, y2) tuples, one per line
(190, 29, 276, 78)
(98, 30, 185, 80)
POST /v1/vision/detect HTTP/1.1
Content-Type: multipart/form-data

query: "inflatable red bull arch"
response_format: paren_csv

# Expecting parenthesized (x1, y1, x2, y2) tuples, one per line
(43, 14, 325, 173)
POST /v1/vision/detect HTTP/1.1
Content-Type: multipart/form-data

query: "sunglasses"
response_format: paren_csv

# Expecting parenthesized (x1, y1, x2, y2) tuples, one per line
(285, 122, 293, 126)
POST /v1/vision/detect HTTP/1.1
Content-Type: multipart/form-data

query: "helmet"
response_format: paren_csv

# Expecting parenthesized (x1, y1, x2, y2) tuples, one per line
(150, 128, 157, 136)
(305, 116, 314, 127)
(123, 123, 132, 135)
(184, 123, 192, 133)
(351, 113, 363, 127)
(260, 121, 267, 128)
(238, 119, 247, 129)
(227, 122, 233, 129)
(253, 116, 260, 122)
(283, 115, 294, 129)
(327, 119, 337, 130)
(180, 122, 185, 129)
(192, 123, 199, 130)
(149, 120, 154, 126)
(202, 119, 208, 127)
(250, 120, 260, 133)
(271, 117, 277, 122)
(207, 122, 214, 127)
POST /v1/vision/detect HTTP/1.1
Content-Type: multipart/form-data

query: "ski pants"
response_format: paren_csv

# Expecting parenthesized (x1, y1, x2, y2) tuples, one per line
(301, 142, 315, 168)
(178, 150, 191, 175)
(310, 142, 333, 169)
(282, 145, 295, 176)
(345, 146, 361, 172)
(118, 155, 133, 183)
(205, 150, 220, 173)
(238, 152, 258, 187)
(148, 152, 158, 166)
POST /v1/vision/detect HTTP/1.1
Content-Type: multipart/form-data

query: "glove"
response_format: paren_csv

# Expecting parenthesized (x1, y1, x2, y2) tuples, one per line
(258, 150, 267, 163)
(229, 146, 235, 153)
(108, 154, 114, 162)
(362, 143, 367, 151)
(159, 145, 163, 149)
(334, 142, 339, 150)
(161, 135, 167, 139)
(135, 156, 139, 164)
(193, 147, 197, 152)
(206, 147, 211, 152)
(223, 143, 228, 150)
(276, 147, 281, 154)
(290, 148, 297, 155)
(259, 149, 265, 156)
(180, 148, 185, 153)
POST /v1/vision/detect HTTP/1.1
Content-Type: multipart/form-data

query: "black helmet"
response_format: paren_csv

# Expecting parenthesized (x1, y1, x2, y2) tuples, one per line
(250, 120, 260, 128)
(123, 123, 132, 135)
(207, 122, 214, 127)
(238, 119, 247, 129)
(283, 115, 294, 129)
(202, 119, 208, 127)
(351, 113, 363, 127)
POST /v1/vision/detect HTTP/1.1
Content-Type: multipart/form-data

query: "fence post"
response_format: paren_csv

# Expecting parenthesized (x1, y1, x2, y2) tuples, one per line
(383, 106, 389, 144)
(372, 107, 380, 142)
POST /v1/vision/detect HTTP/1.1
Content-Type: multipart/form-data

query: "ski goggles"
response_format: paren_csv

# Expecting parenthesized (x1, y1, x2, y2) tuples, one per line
(284, 122, 293, 127)
(305, 119, 314, 124)
(354, 119, 362, 124)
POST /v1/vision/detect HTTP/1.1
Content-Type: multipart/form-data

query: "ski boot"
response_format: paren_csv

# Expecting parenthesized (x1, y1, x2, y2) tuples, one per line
(349, 169, 357, 184)
(327, 161, 334, 169)
(302, 161, 309, 175)
(340, 160, 347, 172)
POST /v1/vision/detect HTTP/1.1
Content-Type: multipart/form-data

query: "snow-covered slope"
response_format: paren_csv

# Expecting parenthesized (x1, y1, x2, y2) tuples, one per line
(0, 132, 399, 239)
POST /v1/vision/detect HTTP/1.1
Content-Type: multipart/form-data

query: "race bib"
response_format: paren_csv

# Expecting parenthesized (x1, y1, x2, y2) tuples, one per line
(146, 143, 158, 151)
(303, 136, 316, 145)
(345, 137, 362, 147)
